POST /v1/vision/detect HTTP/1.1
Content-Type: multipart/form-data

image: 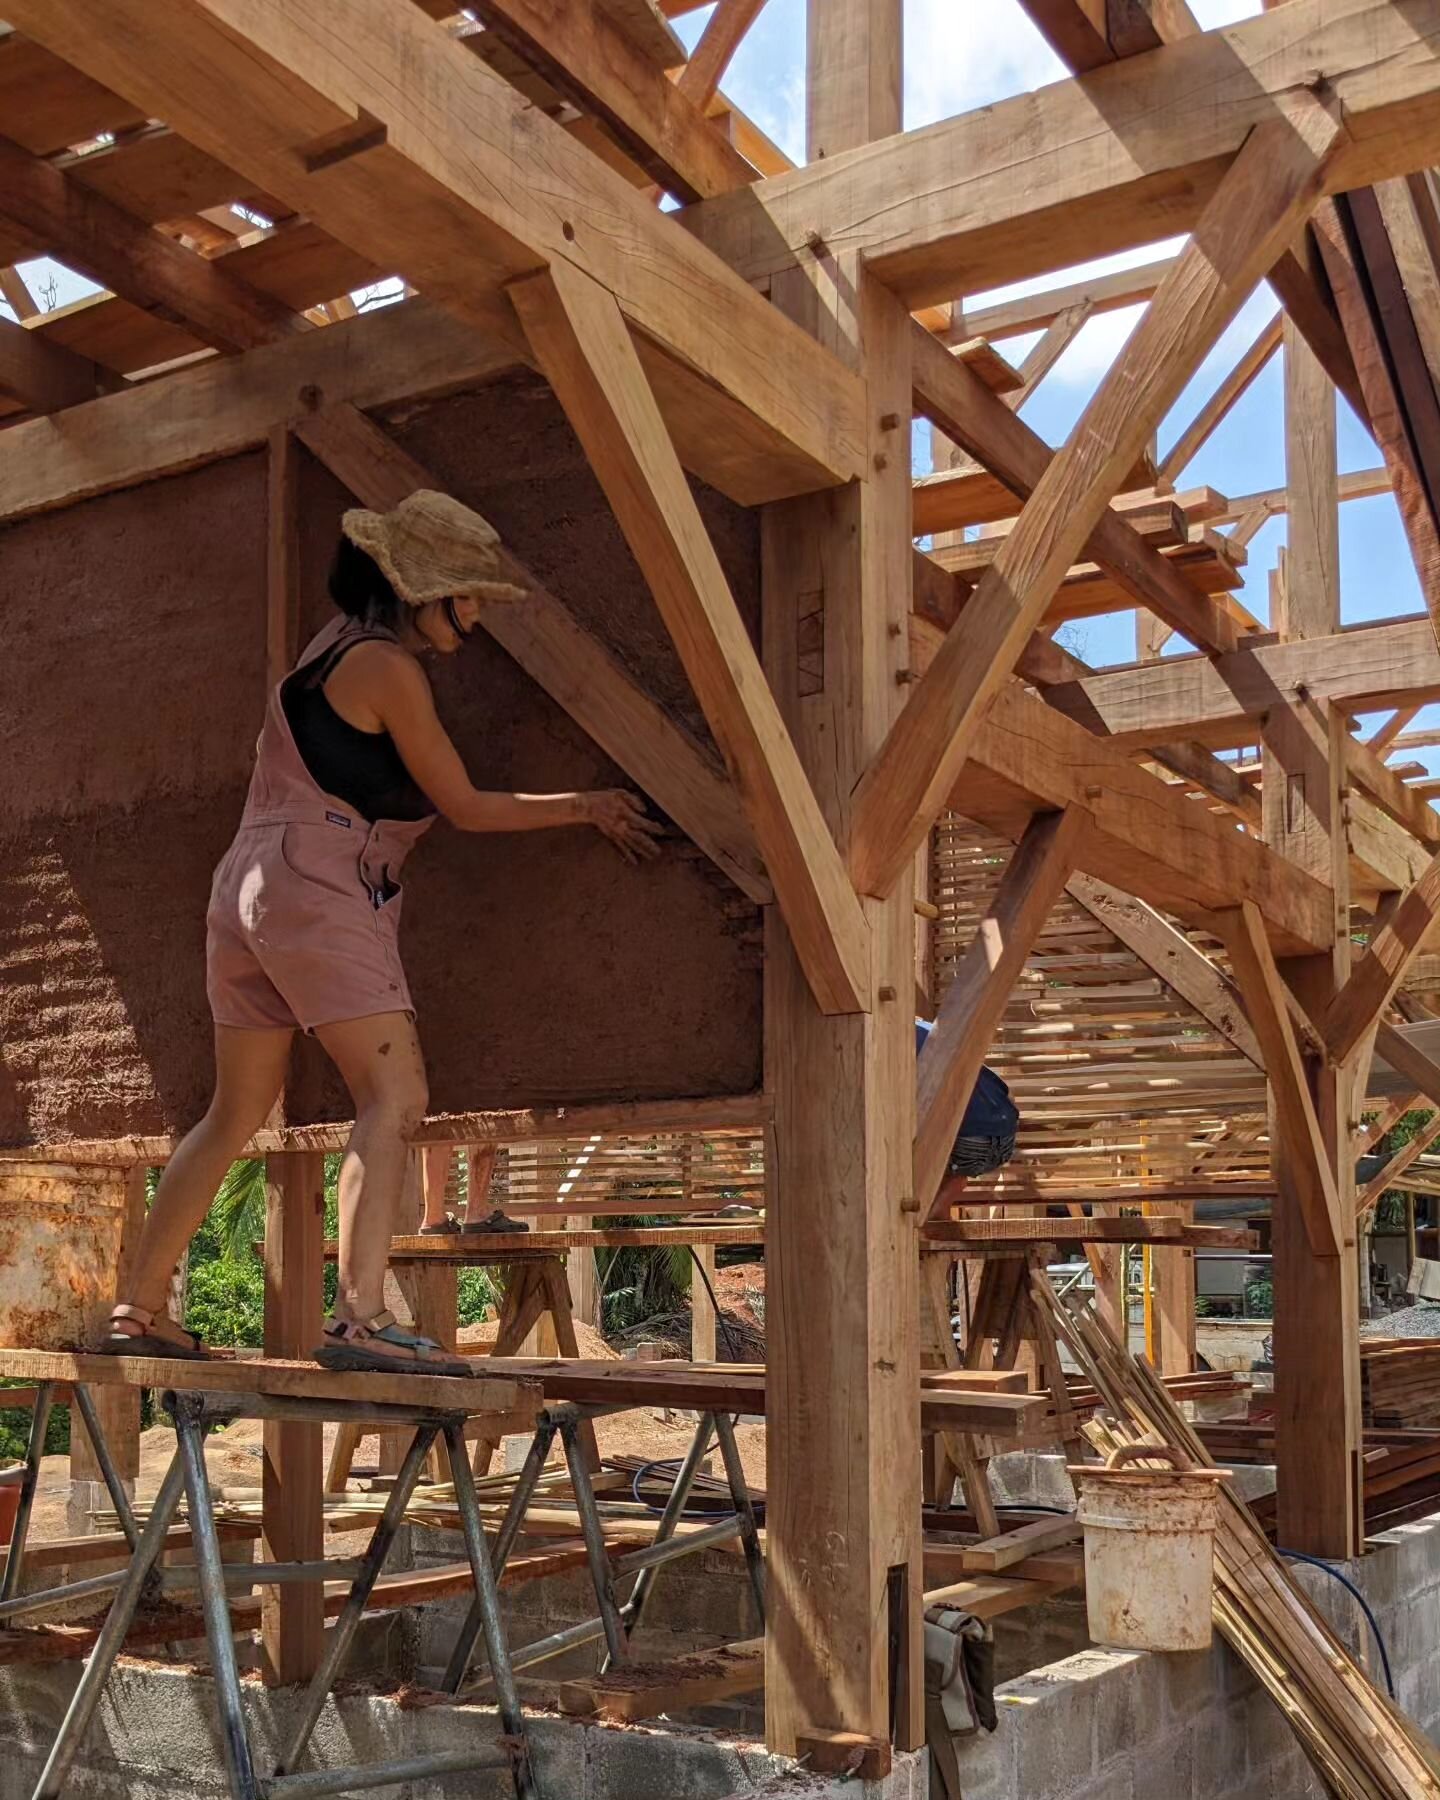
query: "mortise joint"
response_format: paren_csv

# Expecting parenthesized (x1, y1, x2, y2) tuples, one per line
(298, 108, 387, 175)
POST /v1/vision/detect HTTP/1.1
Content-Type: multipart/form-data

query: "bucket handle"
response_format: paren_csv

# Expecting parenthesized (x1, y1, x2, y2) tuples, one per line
(1104, 1442, 1193, 1474)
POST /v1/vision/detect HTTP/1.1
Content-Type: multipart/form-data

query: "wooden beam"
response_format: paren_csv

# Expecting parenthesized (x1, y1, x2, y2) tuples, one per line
(916, 809, 1087, 1212)
(509, 260, 869, 1013)
(1377, 1020, 1440, 1110)
(1066, 875, 1264, 1069)
(853, 110, 1340, 898)
(956, 256, 1177, 342)
(1017, 0, 1125, 72)
(684, 0, 1440, 305)
(1322, 849, 1440, 1063)
(1357, 1112, 1440, 1216)
(1267, 225, 1370, 428)
(0, 312, 112, 412)
(1158, 310, 1283, 483)
(1042, 618, 1440, 750)
(909, 332, 1241, 655)
(261, 1153, 325, 1683)
(958, 681, 1335, 956)
(761, 243, 921, 1751)
(469, 0, 755, 201)
(294, 403, 772, 904)
(676, 0, 768, 108)
(0, 133, 304, 354)
(1218, 901, 1342, 1256)
(11, 0, 865, 506)
(1313, 196, 1440, 628)
(0, 296, 522, 528)
(806, 0, 900, 162)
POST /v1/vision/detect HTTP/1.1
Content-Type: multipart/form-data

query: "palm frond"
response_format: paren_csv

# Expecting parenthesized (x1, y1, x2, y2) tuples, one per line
(211, 1159, 268, 1263)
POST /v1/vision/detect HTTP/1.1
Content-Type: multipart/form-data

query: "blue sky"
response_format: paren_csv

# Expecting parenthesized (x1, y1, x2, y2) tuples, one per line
(670, 0, 1432, 759)
(8, 2, 1430, 753)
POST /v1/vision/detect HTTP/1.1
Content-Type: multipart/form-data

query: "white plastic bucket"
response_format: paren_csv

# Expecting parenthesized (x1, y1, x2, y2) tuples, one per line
(1071, 1445, 1227, 1652)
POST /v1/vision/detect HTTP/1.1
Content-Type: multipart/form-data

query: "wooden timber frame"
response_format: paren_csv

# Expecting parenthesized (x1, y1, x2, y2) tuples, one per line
(9, 0, 1440, 1763)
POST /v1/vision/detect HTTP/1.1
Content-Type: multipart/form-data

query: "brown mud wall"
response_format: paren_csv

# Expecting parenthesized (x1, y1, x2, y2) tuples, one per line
(0, 373, 761, 1146)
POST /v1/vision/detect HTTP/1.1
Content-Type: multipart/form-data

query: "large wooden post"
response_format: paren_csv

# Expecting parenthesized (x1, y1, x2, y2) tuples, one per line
(1264, 323, 1363, 1557)
(760, 1, 919, 1748)
(262, 1151, 326, 1681)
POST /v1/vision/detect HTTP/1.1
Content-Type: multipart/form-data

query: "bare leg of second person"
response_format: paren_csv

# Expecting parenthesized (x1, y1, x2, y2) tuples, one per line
(314, 1010, 427, 1326)
(311, 1012, 469, 1375)
(106, 1025, 293, 1351)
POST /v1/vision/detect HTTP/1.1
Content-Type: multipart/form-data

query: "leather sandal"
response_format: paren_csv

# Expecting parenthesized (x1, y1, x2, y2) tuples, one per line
(419, 1216, 459, 1236)
(97, 1303, 212, 1360)
(314, 1311, 472, 1379)
(461, 1208, 530, 1235)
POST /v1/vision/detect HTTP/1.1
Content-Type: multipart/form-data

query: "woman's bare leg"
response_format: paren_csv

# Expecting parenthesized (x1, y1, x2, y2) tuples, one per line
(113, 1025, 293, 1336)
(314, 1011, 428, 1324)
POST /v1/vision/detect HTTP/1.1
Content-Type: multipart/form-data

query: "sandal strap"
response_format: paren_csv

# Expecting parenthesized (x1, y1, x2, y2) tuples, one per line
(322, 1312, 442, 1355)
(110, 1304, 155, 1326)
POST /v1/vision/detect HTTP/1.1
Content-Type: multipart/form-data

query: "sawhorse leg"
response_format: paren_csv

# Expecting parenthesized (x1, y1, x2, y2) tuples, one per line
(470, 1260, 599, 1476)
(31, 1450, 188, 1800)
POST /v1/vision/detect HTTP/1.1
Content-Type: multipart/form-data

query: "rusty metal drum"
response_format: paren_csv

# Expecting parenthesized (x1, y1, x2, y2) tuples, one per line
(0, 1164, 131, 1348)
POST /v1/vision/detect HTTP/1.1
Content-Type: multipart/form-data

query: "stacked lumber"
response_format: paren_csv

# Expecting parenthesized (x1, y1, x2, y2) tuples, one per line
(1038, 1282, 1440, 1800)
(1362, 1339, 1440, 1429)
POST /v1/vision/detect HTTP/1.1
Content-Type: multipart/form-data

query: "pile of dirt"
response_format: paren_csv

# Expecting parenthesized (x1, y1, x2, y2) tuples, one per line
(456, 1317, 617, 1359)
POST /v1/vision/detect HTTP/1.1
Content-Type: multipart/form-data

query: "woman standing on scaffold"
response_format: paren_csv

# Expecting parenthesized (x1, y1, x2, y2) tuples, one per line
(100, 491, 661, 1378)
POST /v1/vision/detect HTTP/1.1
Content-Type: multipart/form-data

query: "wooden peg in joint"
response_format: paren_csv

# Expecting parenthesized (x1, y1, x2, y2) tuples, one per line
(877, 984, 896, 1002)
(879, 412, 900, 431)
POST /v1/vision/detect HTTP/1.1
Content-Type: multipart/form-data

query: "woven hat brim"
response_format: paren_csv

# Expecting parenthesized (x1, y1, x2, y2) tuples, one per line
(343, 505, 529, 607)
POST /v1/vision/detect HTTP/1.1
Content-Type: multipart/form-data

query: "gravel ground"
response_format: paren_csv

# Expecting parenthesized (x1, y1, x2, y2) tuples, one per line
(1362, 1302, 1440, 1337)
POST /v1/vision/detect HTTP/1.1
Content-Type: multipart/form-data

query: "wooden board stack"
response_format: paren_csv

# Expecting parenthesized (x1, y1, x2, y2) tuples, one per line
(1361, 1339, 1440, 1429)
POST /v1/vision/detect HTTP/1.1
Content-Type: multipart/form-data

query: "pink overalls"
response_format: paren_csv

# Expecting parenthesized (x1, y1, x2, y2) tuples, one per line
(206, 617, 435, 1032)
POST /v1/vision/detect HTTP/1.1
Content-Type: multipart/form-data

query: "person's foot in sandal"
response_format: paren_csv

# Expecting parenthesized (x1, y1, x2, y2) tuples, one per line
(314, 1311, 473, 1378)
(460, 1208, 530, 1234)
(98, 1304, 212, 1360)
(419, 1215, 459, 1236)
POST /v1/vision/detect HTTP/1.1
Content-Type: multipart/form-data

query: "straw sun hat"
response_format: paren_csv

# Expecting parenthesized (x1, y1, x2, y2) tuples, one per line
(341, 489, 528, 607)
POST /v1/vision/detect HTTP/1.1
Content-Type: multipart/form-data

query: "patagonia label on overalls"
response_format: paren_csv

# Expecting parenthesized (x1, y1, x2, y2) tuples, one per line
(325, 810, 352, 828)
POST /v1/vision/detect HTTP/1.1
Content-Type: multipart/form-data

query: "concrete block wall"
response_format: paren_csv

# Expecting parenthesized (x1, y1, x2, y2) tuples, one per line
(952, 1510, 1440, 1800)
(0, 1660, 927, 1800)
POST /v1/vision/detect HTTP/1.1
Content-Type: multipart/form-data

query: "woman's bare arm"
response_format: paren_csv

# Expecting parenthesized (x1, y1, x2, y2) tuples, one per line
(336, 642, 662, 858)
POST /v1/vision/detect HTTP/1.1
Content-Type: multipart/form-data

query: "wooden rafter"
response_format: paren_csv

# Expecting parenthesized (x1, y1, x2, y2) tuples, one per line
(675, 0, 768, 108)
(851, 106, 1341, 900)
(294, 401, 772, 907)
(467, 0, 755, 202)
(1017, 0, 1196, 71)
(509, 258, 870, 1013)
(0, 312, 115, 412)
(1158, 310, 1283, 484)
(0, 133, 305, 354)
(1066, 876, 1264, 1069)
(8, 0, 863, 506)
(1357, 1112, 1440, 1217)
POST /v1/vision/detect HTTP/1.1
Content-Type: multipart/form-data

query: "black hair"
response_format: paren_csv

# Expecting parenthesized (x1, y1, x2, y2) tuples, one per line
(328, 535, 405, 633)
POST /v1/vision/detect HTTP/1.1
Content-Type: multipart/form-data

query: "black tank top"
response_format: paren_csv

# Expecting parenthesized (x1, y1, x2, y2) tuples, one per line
(282, 631, 436, 823)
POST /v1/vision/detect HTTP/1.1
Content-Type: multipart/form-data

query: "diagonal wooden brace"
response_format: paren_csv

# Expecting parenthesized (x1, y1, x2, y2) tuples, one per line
(850, 94, 1347, 900)
(509, 258, 871, 1014)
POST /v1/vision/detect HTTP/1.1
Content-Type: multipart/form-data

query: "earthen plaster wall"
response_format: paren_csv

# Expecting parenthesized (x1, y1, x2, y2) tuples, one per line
(0, 372, 761, 1146)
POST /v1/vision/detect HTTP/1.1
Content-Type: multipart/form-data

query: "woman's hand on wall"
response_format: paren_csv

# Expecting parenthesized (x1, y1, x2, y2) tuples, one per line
(581, 790, 665, 863)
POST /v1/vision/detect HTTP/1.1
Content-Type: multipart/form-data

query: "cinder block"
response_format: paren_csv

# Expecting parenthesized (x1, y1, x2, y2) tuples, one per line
(1153, 1649, 1217, 1721)
(1090, 1648, 1161, 1766)
(1190, 1697, 1249, 1798)
(1068, 1759, 1135, 1800)
(1003, 1663, 1101, 1796)
(1137, 1724, 1193, 1800)
(586, 1721, 782, 1800)
(951, 1721, 1017, 1800)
